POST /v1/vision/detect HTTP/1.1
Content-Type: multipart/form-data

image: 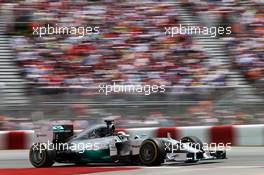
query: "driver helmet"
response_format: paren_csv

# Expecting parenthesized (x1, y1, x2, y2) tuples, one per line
(117, 131, 130, 137)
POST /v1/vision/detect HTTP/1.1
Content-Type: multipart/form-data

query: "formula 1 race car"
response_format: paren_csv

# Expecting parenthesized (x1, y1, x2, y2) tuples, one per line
(29, 120, 226, 167)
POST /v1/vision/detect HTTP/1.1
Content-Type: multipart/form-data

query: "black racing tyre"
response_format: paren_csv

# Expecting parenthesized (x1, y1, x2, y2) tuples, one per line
(29, 143, 55, 168)
(180, 136, 204, 151)
(139, 139, 165, 166)
(74, 161, 87, 166)
(130, 155, 141, 165)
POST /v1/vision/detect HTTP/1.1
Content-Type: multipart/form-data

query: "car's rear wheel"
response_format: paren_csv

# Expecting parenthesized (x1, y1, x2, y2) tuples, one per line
(139, 139, 165, 166)
(29, 143, 55, 168)
(75, 161, 87, 166)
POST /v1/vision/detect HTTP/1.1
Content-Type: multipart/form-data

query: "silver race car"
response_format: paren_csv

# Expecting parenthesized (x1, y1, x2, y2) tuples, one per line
(29, 120, 226, 167)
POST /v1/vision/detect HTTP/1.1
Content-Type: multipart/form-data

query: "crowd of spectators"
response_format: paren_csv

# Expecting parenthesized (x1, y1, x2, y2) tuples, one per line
(0, 0, 262, 130)
(227, 2, 263, 84)
(9, 0, 227, 94)
(185, 0, 263, 85)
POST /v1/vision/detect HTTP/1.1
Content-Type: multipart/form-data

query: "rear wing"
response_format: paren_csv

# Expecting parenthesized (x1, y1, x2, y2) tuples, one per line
(52, 125, 74, 143)
(33, 120, 74, 144)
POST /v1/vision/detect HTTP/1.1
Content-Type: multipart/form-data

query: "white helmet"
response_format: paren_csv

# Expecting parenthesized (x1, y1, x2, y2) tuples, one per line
(117, 131, 130, 137)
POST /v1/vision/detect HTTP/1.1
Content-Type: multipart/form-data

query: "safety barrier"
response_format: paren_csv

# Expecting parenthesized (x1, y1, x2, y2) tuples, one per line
(0, 125, 263, 149)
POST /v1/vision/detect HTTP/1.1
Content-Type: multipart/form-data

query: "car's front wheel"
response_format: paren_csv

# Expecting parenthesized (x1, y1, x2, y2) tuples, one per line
(180, 136, 204, 163)
(139, 139, 165, 166)
(29, 143, 55, 168)
(180, 136, 204, 151)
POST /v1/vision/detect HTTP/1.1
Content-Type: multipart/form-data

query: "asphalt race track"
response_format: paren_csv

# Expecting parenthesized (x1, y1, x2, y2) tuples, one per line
(0, 147, 263, 175)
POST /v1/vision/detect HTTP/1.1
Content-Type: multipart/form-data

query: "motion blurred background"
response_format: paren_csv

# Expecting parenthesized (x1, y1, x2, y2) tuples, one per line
(0, 0, 263, 130)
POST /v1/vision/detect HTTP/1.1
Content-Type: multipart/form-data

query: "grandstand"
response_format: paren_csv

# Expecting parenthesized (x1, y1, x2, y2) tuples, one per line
(0, 0, 263, 129)
(0, 9, 29, 106)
